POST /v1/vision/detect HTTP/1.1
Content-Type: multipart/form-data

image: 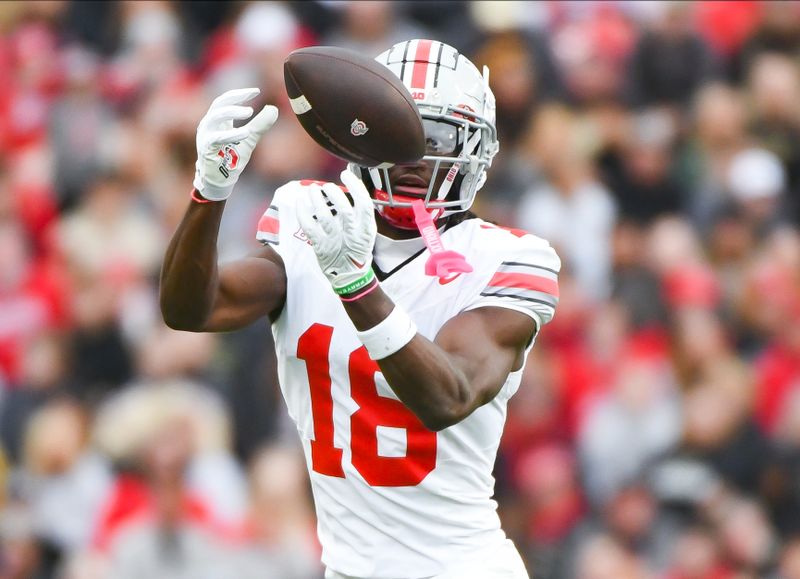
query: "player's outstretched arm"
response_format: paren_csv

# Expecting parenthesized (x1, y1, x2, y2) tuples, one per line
(160, 88, 286, 332)
(160, 202, 286, 332)
(298, 169, 538, 431)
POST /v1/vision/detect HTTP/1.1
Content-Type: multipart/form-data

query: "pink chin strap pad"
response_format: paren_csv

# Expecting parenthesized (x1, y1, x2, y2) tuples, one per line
(411, 200, 473, 281)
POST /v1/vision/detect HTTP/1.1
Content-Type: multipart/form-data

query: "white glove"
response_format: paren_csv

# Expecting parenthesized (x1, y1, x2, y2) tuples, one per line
(297, 169, 378, 295)
(193, 87, 278, 201)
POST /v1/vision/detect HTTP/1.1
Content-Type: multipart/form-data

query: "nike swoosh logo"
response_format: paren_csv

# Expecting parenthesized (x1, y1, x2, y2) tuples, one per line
(438, 273, 462, 285)
(348, 256, 365, 269)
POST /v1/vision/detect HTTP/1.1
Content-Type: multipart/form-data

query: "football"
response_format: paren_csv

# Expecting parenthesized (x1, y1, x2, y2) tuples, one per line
(284, 46, 425, 167)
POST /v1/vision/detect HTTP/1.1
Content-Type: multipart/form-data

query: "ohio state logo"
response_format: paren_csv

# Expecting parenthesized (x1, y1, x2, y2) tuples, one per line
(293, 227, 312, 245)
(217, 144, 240, 178)
(453, 104, 475, 120)
(350, 118, 369, 137)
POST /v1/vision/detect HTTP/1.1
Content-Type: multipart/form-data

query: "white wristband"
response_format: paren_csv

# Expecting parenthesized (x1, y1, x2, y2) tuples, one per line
(356, 306, 417, 360)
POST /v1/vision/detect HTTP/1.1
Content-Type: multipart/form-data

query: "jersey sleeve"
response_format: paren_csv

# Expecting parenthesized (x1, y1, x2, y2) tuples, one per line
(255, 180, 314, 249)
(255, 180, 327, 249)
(255, 202, 280, 246)
(464, 235, 561, 332)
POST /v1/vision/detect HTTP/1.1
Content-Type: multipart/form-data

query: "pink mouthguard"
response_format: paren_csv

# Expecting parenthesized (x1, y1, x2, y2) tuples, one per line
(411, 200, 473, 282)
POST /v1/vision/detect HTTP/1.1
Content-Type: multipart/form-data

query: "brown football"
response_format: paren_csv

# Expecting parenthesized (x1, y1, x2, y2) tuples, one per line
(284, 46, 425, 167)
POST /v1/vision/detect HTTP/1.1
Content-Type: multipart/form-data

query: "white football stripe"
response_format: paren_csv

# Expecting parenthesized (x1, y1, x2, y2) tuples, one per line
(289, 94, 312, 115)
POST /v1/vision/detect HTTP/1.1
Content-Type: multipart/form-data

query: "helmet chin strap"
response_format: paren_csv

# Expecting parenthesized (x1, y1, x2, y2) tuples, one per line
(411, 200, 472, 282)
(370, 200, 474, 284)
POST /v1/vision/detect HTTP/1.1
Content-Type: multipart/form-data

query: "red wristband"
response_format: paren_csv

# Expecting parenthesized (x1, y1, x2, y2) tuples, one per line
(190, 188, 217, 204)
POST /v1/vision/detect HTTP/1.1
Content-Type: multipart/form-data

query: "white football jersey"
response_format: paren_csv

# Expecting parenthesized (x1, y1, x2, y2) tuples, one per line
(256, 181, 560, 579)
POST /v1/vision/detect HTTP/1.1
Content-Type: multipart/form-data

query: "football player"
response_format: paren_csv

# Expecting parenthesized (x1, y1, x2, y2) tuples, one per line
(161, 39, 560, 579)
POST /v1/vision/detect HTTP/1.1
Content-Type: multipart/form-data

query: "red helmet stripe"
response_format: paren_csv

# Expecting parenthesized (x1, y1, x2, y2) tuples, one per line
(410, 39, 434, 89)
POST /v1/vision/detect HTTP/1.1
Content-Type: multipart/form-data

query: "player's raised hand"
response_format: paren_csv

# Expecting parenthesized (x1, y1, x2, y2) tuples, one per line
(297, 169, 377, 296)
(193, 88, 278, 201)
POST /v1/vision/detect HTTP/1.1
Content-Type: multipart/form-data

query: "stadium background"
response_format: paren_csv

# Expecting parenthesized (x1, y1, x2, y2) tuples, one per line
(1, 1, 800, 577)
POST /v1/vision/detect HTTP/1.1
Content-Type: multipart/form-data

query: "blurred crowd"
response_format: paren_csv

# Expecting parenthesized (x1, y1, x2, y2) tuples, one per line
(2, 1, 800, 578)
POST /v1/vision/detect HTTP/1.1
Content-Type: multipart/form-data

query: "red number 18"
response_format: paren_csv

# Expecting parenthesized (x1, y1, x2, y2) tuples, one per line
(297, 323, 437, 487)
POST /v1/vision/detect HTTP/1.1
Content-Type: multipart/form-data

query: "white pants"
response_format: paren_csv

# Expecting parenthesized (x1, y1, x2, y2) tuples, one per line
(325, 538, 529, 579)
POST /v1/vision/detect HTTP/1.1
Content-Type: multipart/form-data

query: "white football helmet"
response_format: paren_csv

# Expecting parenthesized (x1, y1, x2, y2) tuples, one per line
(349, 39, 500, 229)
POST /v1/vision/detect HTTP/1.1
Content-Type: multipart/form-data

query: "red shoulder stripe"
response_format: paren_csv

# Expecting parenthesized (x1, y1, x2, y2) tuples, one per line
(258, 215, 279, 235)
(488, 272, 559, 297)
(479, 223, 530, 238)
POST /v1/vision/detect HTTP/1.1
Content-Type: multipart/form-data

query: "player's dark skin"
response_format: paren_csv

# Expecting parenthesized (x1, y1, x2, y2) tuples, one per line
(160, 163, 537, 431)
